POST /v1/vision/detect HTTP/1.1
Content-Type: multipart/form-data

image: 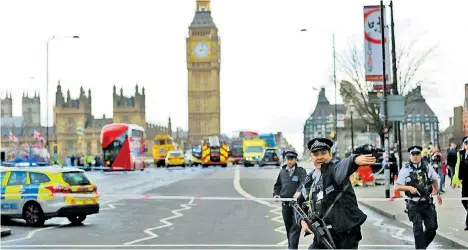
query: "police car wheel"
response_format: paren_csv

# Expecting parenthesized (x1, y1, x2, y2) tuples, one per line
(23, 202, 45, 227)
(67, 215, 87, 224)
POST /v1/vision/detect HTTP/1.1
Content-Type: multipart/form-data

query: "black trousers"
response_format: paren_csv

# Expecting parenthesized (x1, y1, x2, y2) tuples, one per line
(308, 226, 362, 249)
(282, 202, 301, 249)
(407, 202, 438, 249)
(462, 184, 468, 227)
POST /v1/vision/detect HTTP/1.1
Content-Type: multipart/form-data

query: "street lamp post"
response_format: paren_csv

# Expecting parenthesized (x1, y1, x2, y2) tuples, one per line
(46, 35, 79, 153)
(301, 28, 338, 144)
(350, 106, 355, 150)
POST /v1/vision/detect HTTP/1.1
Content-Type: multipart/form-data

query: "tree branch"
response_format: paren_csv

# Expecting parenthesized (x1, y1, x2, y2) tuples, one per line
(336, 30, 437, 139)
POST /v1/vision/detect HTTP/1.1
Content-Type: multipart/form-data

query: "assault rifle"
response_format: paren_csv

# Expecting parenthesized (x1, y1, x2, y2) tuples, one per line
(290, 200, 336, 249)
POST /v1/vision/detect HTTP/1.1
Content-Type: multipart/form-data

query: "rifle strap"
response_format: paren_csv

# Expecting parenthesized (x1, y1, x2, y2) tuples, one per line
(322, 181, 350, 220)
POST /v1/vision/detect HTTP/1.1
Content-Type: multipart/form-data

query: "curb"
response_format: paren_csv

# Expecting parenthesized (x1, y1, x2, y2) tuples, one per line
(1, 228, 11, 237)
(358, 201, 468, 249)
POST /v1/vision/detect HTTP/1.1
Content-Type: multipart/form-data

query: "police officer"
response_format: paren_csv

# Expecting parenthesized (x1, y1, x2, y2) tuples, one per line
(395, 145, 443, 249)
(273, 150, 307, 249)
(296, 138, 375, 249)
(451, 136, 468, 230)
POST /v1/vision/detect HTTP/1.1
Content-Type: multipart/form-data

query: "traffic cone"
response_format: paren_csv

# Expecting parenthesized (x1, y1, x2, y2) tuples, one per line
(392, 175, 402, 198)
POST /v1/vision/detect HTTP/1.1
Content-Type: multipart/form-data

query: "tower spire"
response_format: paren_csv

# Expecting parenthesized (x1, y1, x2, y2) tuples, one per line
(196, 0, 210, 12)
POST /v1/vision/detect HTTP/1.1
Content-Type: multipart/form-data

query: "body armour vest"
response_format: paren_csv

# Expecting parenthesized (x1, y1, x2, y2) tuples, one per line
(301, 161, 367, 233)
(301, 169, 324, 218)
(404, 162, 434, 200)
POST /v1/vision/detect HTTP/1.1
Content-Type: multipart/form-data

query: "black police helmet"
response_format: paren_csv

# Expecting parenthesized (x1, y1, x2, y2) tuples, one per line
(284, 150, 298, 158)
(307, 137, 334, 153)
(407, 145, 423, 154)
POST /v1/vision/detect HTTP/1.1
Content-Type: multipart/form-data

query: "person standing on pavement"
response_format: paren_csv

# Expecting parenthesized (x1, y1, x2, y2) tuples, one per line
(451, 136, 468, 230)
(395, 145, 443, 249)
(273, 150, 307, 249)
(430, 145, 444, 193)
(447, 142, 459, 184)
(295, 138, 375, 249)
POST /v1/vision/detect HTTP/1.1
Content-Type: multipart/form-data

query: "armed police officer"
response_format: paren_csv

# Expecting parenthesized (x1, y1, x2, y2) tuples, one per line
(295, 138, 375, 249)
(273, 150, 307, 249)
(395, 145, 443, 249)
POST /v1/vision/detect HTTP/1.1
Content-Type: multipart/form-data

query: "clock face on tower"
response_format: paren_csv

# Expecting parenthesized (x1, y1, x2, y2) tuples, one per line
(193, 42, 210, 59)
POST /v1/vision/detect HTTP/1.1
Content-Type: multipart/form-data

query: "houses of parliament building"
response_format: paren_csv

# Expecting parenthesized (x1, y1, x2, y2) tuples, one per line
(0, 83, 185, 162)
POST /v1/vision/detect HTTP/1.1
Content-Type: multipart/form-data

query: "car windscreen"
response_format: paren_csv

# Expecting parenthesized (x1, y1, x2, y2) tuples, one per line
(61, 172, 91, 185)
(245, 146, 263, 153)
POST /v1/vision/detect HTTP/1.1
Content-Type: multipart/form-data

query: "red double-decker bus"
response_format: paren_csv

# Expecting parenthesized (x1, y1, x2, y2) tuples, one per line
(101, 123, 147, 171)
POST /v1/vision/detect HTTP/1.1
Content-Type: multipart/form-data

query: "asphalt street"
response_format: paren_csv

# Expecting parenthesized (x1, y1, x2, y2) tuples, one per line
(1, 164, 452, 249)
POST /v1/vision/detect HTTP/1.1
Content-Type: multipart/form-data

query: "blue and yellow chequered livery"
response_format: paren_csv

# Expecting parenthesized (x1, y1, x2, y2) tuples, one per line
(1, 166, 100, 226)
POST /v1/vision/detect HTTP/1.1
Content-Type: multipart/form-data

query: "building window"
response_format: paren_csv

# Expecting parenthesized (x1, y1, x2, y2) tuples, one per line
(68, 118, 74, 130)
(415, 114, 421, 123)
(87, 142, 92, 154)
(67, 140, 75, 155)
(424, 122, 431, 132)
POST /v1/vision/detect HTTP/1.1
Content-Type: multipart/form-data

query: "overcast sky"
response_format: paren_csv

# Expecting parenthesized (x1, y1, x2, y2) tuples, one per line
(1, 0, 467, 150)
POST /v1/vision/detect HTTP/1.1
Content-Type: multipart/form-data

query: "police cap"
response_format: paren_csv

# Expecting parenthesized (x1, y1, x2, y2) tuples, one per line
(407, 145, 423, 154)
(284, 150, 298, 158)
(307, 137, 334, 153)
(463, 136, 468, 144)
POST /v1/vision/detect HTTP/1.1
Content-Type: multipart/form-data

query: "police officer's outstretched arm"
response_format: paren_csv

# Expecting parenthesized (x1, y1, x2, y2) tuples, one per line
(333, 154, 376, 184)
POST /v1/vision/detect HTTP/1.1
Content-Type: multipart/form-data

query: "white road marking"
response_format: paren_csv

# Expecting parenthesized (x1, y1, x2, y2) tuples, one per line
(1, 219, 68, 244)
(123, 202, 197, 245)
(1, 244, 441, 248)
(188, 198, 195, 204)
(370, 218, 413, 242)
(233, 166, 290, 245)
(1, 201, 118, 244)
(232, 166, 419, 247)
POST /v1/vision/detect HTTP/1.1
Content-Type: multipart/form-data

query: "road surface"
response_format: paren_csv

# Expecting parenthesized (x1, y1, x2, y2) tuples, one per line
(1, 164, 450, 249)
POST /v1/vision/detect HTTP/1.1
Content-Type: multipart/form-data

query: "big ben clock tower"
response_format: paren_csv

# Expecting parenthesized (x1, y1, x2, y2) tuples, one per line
(187, 0, 221, 145)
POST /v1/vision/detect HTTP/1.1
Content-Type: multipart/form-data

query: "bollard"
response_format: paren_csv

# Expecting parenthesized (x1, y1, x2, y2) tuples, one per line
(384, 163, 391, 198)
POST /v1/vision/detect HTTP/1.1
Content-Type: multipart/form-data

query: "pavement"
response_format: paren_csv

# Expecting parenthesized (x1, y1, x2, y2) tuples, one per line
(0, 163, 457, 249)
(355, 182, 468, 249)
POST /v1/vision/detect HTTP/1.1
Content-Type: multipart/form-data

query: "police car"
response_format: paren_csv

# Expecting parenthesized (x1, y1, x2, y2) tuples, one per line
(1, 166, 99, 226)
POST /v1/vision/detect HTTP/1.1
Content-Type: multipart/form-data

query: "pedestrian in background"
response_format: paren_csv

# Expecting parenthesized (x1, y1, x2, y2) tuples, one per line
(431, 145, 444, 193)
(447, 142, 459, 184)
(451, 136, 468, 230)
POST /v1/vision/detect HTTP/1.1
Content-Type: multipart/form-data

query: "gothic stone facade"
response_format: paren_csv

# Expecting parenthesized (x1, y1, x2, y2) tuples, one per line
(187, 0, 222, 146)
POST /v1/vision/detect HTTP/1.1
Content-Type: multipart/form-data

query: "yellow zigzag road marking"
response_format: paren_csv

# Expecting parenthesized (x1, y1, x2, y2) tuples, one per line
(123, 202, 196, 245)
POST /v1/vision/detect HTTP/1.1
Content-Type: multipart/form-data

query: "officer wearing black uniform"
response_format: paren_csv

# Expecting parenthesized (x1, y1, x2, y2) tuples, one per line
(395, 145, 442, 249)
(273, 150, 307, 249)
(296, 138, 375, 249)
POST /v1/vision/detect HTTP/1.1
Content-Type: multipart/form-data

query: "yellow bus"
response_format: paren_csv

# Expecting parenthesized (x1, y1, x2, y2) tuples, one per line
(152, 134, 176, 167)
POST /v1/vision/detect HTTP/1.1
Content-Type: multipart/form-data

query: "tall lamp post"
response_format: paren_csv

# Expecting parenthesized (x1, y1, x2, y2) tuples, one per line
(350, 103, 355, 150)
(46, 35, 79, 152)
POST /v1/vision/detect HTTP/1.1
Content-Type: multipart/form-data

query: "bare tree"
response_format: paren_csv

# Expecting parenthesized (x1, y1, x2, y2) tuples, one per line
(337, 32, 437, 145)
